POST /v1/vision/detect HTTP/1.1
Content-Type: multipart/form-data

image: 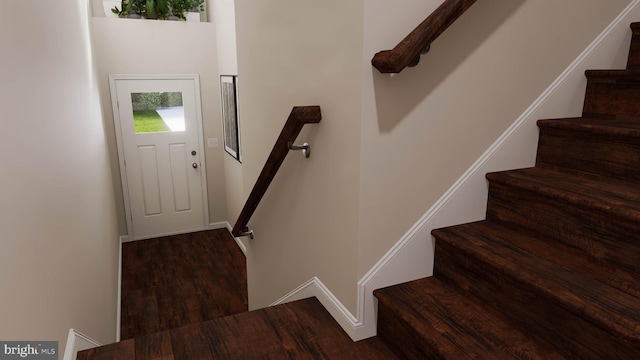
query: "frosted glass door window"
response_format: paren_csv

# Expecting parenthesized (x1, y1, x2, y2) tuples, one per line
(131, 92, 185, 133)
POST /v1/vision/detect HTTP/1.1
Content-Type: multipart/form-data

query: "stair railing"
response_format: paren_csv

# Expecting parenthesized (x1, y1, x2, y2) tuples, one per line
(371, 0, 477, 73)
(232, 106, 322, 238)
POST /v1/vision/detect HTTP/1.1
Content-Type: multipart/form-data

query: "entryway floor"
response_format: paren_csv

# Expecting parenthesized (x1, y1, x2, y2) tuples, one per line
(77, 229, 398, 359)
(120, 228, 248, 340)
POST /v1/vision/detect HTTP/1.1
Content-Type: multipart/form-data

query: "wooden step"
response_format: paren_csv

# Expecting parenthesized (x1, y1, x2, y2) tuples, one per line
(627, 23, 640, 69)
(536, 117, 640, 181)
(374, 277, 566, 360)
(485, 167, 640, 274)
(77, 297, 398, 359)
(583, 69, 640, 118)
(432, 221, 640, 359)
(437, 220, 640, 299)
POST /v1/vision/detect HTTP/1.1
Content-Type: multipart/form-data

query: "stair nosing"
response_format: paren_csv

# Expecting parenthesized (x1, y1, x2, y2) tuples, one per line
(585, 69, 640, 79)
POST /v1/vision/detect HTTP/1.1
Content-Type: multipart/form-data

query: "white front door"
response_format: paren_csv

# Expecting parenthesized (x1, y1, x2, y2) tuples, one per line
(110, 75, 208, 240)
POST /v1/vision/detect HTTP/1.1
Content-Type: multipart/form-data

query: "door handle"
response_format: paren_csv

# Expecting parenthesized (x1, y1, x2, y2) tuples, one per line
(192, 163, 198, 169)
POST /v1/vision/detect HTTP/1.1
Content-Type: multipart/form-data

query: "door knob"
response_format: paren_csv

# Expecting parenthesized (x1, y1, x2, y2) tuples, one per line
(192, 163, 198, 169)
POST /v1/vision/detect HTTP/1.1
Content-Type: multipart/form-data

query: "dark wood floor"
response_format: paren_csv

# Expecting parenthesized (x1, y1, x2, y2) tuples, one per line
(78, 228, 398, 359)
(79, 297, 397, 359)
(120, 229, 248, 340)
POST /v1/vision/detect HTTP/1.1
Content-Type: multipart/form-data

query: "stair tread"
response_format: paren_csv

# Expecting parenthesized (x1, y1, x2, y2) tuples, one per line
(538, 116, 640, 134)
(486, 167, 640, 220)
(461, 221, 640, 299)
(79, 297, 398, 359)
(374, 277, 566, 359)
(432, 221, 640, 346)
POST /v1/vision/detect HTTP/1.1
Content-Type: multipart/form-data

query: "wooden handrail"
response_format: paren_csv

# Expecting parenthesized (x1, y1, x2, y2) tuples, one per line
(232, 106, 322, 238)
(371, 0, 477, 73)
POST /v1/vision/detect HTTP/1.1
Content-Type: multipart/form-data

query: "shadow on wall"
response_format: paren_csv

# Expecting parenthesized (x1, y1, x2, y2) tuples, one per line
(373, 0, 526, 133)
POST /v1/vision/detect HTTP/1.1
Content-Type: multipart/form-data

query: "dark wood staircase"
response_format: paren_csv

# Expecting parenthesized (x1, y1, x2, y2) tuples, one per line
(374, 23, 640, 359)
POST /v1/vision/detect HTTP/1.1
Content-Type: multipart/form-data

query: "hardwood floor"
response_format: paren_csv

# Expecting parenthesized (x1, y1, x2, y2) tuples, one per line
(79, 297, 397, 359)
(79, 228, 398, 359)
(120, 229, 248, 340)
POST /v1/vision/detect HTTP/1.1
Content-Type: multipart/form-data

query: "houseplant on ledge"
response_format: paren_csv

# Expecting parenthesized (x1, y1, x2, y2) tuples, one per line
(110, 0, 203, 21)
(167, 0, 204, 20)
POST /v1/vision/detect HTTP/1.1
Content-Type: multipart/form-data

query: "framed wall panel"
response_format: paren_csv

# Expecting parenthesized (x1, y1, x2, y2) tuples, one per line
(220, 75, 240, 162)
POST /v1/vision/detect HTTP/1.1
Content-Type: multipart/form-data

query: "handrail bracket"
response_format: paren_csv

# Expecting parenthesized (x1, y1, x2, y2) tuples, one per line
(409, 44, 432, 68)
(237, 228, 254, 239)
(288, 142, 311, 158)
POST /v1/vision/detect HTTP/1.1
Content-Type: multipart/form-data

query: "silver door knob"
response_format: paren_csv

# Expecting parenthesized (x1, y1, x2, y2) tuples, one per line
(192, 163, 198, 169)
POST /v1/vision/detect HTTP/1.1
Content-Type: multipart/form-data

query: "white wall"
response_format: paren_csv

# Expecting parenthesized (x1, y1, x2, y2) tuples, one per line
(0, 0, 120, 352)
(209, 0, 245, 228)
(211, 0, 238, 75)
(234, 0, 364, 313)
(91, 18, 227, 234)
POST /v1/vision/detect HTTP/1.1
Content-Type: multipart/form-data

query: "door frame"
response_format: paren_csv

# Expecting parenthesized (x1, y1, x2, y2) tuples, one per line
(109, 74, 210, 240)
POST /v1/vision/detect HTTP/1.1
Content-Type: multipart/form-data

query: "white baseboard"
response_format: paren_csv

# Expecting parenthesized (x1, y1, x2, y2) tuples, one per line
(116, 235, 125, 341)
(271, 277, 361, 339)
(209, 221, 230, 230)
(273, 0, 640, 341)
(63, 328, 101, 360)
(121, 222, 227, 243)
(121, 222, 243, 251)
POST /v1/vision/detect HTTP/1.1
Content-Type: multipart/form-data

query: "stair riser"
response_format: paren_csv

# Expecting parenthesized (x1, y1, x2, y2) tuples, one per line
(627, 26, 640, 69)
(583, 79, 640, 118)
(376, 305, 444, 360)
(433, 240, 638, 359)
(536, 126, 640, 181)
(486, 181, 640, 274)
